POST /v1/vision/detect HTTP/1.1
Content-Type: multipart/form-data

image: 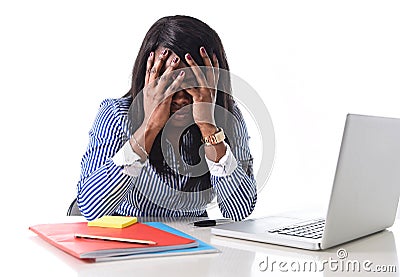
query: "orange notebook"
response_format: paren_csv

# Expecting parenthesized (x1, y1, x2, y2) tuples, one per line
(29, 222, 198, 260)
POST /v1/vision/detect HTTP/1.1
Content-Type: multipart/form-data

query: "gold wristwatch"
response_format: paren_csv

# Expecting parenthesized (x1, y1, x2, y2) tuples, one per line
(202, 128, 225, 146)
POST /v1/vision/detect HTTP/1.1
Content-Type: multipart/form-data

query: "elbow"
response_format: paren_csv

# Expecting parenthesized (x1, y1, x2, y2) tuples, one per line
(76, 192, 103, 221)
(221, 191, 257, 221)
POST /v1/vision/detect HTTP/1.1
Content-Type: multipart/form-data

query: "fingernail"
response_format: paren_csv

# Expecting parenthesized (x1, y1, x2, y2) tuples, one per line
(179, 71, 185, 76)
(200, 47, 206, 54)
(162, 49, 168, 55)
(172, 57, 179, 64)
(149, 52, 153, 57)
(186, 54, 192, 61)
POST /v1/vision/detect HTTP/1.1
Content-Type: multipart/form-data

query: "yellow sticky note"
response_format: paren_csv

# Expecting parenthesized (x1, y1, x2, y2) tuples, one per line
(88, 216, 138, 228)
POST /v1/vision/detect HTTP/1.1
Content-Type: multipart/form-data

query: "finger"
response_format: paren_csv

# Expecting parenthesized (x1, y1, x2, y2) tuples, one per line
(157, 56, 181, 90)
(185, 53, 208, 88)
(145, 52, 154, 86)
(199, 47, 215, 87)
(212, 53, 220, 89)
(149, 49, 170, 84)
(164, 70, 186, 98)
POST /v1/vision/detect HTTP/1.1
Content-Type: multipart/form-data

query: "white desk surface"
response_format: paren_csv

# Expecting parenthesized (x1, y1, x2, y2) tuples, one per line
(7, 216, 400, 276)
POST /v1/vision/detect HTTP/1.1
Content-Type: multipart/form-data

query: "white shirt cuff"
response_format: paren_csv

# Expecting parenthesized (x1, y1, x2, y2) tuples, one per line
(112, 140, 146, 176)
(205, 142, 238, 177)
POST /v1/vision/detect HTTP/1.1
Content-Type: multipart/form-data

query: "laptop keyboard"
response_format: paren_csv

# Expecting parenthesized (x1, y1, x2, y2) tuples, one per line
(268, 218, 325, 239)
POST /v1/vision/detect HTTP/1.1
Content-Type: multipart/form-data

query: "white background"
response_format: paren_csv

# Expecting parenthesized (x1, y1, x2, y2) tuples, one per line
(1, 0, 400, 224)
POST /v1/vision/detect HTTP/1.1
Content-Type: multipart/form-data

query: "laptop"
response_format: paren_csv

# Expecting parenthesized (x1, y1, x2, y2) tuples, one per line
(212, 114, 400, 250)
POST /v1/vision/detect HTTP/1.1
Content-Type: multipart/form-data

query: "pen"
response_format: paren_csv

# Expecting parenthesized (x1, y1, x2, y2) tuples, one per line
(193, 219, 233, 227)
(74, 234, 157, 245)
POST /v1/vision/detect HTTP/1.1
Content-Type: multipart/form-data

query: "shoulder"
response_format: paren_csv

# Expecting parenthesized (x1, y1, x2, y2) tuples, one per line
(231, 102, 244, 121)
(91, 97, 132, 133)
(224, 101, 252, 159)
(230, 101, 248, 132)
(98, 96, 132, 116)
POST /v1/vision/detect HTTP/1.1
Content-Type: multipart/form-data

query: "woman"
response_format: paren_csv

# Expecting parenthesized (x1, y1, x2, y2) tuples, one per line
(77, 15, 256, 221)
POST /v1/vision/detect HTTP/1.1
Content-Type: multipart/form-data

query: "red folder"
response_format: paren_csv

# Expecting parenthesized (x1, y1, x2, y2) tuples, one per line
(29, 222, 198, 260)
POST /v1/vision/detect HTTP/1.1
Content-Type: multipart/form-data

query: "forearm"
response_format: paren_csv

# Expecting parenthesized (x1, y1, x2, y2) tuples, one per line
(131, 123, 162, 161)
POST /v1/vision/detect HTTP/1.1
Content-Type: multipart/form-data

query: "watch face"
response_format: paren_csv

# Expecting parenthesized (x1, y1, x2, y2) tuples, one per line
(203, 129, 225, 145)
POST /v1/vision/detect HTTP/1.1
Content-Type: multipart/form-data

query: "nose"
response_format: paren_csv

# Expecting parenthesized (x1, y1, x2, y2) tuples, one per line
(171, 91, 192, 109)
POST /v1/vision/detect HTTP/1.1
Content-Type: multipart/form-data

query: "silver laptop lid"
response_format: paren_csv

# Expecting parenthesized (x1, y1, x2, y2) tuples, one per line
(321, 114, 400, 249)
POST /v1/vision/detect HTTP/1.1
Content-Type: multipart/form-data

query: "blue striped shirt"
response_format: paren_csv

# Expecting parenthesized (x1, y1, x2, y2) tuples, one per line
(77, 97, 257, 221)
